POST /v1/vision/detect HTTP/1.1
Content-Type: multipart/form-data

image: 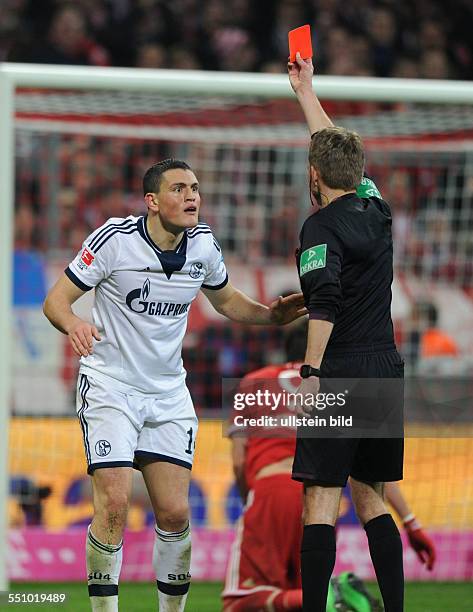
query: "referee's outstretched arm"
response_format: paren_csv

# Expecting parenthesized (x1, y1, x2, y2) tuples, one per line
(288, 52, 333, 134)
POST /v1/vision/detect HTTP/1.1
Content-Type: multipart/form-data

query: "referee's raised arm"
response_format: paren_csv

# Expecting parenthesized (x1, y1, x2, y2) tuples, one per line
(287, 53, 333, 133)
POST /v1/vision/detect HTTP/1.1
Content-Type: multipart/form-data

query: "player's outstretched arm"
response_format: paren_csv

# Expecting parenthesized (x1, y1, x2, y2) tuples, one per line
(43, 274, 101, 357)
(202, 282, 307, 325)
(288, 52, 334, 134)
(385, 482, 436, 570)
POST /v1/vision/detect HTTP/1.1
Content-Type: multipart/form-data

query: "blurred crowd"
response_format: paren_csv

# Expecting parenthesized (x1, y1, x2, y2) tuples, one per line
(1, 0, 472, 79)
(14, 130, 473, 289)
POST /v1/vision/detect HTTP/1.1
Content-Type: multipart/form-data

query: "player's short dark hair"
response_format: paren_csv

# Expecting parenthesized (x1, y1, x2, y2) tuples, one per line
(284, 320, 308, 362)
(143, 159, 192, 195)
(309, 127, 364, 190)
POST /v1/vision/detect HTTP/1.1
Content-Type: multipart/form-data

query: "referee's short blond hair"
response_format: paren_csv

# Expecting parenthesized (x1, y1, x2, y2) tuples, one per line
(309, 127, 364, 191)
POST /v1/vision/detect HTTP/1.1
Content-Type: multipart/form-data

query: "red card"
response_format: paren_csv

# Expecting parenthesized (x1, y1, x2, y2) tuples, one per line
(288, 25, 313, 62)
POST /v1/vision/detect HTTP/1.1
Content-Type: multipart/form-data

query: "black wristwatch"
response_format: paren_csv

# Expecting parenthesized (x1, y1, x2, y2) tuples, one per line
(299, 365, 321, 379)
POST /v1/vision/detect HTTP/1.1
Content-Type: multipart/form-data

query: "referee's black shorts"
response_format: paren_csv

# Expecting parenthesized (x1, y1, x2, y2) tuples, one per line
(292, 345, 404, 487)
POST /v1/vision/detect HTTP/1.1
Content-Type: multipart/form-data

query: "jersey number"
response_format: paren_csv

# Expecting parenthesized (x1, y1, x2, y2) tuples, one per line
(185, 427, 194, 455)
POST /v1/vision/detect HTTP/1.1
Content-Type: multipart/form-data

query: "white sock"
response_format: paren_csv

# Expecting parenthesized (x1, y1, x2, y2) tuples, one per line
(153, 522, 191, 612)
(86, 526, 123, 612)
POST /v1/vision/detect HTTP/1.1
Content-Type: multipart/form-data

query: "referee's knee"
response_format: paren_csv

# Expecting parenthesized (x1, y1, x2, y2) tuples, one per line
(355, 505, 388, 526)
(351, 480, 386, 525)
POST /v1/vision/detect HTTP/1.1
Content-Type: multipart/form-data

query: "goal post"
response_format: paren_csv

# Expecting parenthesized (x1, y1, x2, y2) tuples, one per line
(0, 70, 15, 594)
(1, 62, 473, 587)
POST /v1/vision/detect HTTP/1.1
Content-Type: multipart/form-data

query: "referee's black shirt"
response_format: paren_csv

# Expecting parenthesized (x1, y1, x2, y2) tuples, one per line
(296, 180, 395, 352)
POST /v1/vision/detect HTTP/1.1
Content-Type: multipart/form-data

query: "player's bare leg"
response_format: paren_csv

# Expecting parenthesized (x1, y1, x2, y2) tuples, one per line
(88, 467, 133, 611)
(301, 484, 341, 612)
(351, 479, 404, 612)
(141, 460, 192, 612)
(91, 467, 133, 544)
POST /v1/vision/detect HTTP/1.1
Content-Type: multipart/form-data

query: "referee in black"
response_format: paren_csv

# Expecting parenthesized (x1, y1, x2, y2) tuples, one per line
(288, 54, 405, 612)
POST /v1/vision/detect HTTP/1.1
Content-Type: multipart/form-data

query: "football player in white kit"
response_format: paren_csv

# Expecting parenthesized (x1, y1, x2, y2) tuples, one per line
(43, 159, 306, 612)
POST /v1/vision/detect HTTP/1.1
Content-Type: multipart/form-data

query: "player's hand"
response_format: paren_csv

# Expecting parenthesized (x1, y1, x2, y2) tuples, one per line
(294, 376, 320, 416)
(66, 318, 101, 357)
(269, 293, 307, 325)
(404, 517, 436, 571)
(288, 52, 314, 95)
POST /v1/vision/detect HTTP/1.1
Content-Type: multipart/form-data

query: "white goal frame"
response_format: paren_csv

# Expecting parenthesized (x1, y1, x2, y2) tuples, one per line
(0, 62, 472, 591)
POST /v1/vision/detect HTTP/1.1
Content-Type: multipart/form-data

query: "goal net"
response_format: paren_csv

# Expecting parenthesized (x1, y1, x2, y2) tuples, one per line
(3, 67, 473, 583)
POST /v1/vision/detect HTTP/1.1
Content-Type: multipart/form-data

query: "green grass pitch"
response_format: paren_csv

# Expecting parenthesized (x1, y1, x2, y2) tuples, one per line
(1, 582, 472, 611)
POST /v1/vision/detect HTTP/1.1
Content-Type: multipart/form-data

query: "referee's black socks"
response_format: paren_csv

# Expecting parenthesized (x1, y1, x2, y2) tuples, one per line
(364, 513, 404, 612)
(301, 524, 336, 612)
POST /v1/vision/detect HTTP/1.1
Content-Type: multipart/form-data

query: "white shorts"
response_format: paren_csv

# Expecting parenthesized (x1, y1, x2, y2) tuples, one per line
(76, 372, 198, 474)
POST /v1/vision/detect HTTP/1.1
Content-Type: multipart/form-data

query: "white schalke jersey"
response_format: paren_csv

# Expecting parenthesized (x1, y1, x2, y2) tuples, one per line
(67, 215, 228, 395)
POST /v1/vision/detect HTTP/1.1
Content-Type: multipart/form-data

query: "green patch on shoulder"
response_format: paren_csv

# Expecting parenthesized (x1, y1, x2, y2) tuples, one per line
(300, 244, 327, 276)
(357, 176, 382, 199)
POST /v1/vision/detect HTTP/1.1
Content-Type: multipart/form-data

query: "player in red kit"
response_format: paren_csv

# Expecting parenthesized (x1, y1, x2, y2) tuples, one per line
(223, 324, 305, 612)
(222, 323, 436, 612)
